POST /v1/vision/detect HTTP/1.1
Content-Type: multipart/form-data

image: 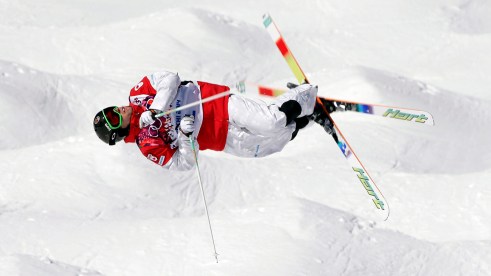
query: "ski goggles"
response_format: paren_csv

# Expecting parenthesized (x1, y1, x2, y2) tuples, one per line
(102, 106, 122, 130)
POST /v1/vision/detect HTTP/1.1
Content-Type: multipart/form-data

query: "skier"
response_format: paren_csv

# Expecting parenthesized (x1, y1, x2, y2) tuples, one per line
(93, 71, 322, 170)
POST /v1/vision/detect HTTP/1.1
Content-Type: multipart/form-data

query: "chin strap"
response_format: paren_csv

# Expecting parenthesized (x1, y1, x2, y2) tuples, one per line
(108, 130, 117, 146)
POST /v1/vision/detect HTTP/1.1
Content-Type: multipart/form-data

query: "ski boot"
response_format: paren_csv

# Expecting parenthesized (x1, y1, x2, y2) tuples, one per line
(286, 82, 335, 135)
(310, 98, 335, 135)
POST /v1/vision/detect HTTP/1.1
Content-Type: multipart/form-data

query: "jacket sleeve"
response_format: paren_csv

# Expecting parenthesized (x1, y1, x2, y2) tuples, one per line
(147, 71, 181, 111)
(139, 131, 198, 171)
(162, 132, 198, 171)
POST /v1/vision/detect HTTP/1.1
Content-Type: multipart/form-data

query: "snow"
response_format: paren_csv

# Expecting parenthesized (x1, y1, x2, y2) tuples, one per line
(1, 0, 490, 275)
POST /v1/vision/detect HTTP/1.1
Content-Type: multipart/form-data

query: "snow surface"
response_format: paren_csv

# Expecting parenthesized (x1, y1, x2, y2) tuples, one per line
(1, 0, 490, 275)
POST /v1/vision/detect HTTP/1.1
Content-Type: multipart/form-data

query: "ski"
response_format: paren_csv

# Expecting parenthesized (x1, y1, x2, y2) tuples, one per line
(263, 13, 391, 220)
(243, 82, 434, 126)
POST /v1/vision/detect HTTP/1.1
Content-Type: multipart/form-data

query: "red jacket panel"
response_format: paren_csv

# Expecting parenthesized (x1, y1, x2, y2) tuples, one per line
(196, 81, 230, 151)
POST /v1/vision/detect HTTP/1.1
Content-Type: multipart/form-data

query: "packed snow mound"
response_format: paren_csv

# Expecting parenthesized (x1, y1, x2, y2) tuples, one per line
(0, 61, 127, 149)
(446, 0, 491, 34)
(1, 195, 489, 276)
(272, 198, 491, 276)
(0, 0, 171, 28)
(357, 67, 491, 174)
(318, 66, 491, 174)
(0, 61, 74, 149)
(0, 7, 269, 83)
(0, 254, 102, 276)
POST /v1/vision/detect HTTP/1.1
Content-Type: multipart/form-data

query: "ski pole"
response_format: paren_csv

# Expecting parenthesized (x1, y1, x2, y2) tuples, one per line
(189, 136, 219, 263)
(155, 90, 233, 118)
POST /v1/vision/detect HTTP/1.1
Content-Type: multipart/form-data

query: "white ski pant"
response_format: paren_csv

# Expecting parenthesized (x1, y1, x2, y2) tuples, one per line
(223, 94, 296, 157)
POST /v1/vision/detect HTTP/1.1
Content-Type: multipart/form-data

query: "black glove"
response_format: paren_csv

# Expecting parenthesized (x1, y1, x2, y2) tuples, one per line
(286, 82, 298, 89)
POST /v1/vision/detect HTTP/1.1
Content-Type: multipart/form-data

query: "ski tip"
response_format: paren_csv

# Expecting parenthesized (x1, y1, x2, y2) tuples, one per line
(416, 111, 435, 126)
(369, 198, 391, 222)
(406, 110, 435, 126)
(262, 13, 272, 27)
(384, 211, 390, 221)
(426, 112, 436, 126)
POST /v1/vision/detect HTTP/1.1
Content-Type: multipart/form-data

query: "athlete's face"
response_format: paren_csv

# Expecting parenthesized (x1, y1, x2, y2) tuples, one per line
(117, 106, 133, 128)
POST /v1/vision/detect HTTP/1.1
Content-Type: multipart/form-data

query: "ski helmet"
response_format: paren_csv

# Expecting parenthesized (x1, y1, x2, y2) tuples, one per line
(93, 106, 127, 146)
